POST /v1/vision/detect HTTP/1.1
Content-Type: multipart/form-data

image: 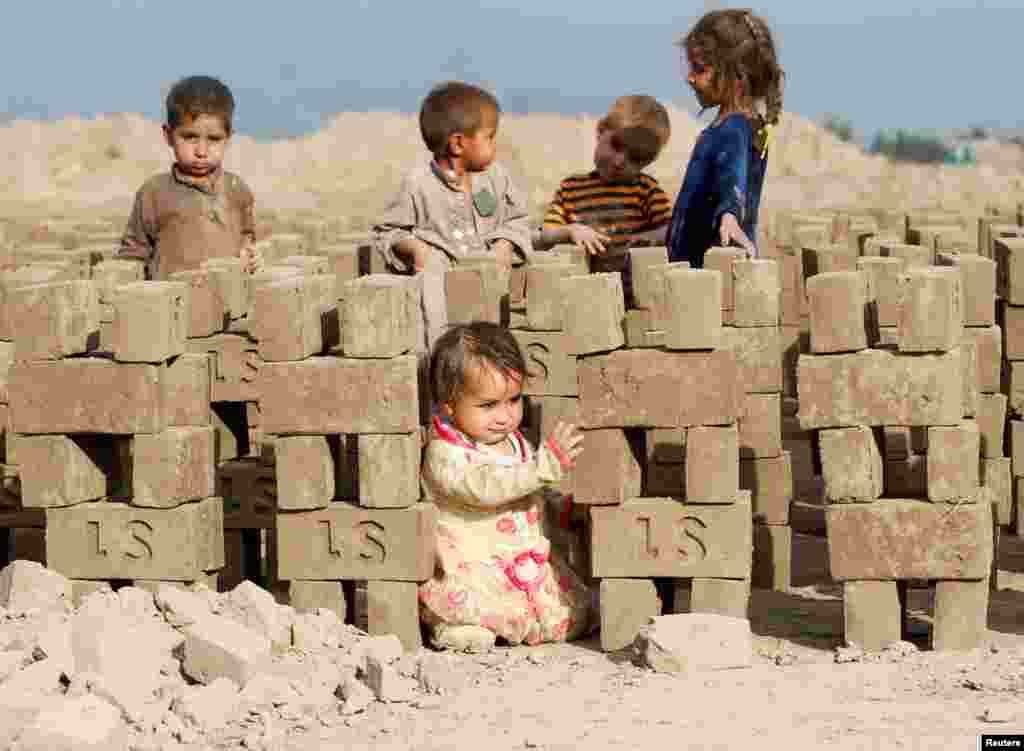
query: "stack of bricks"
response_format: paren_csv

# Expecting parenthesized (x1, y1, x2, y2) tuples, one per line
(6, 276, 225, 598)
(511, 255, 755, 652)
(995, 233, 1024, 541)
(798, 263, 994, 651)
(256, 269, 435, 652)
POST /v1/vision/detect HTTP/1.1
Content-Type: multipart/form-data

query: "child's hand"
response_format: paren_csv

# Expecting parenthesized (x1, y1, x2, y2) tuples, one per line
(719, 213, 757, 258)
(491, 238, 514, 270)
(396, 237, 433, 272)
(240, 241, 264, 274)
(568, 224, 610, 256)
(545, 421, 584, 469)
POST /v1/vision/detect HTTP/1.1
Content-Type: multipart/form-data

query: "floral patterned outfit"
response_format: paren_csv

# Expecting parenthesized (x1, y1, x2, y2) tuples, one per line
(418, 417, 595, 646)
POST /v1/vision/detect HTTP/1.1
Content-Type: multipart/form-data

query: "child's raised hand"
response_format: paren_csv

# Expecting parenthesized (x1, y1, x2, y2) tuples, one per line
(719, 213, 757, 258)
(545, 421, 584, 469)
(568, 224, 610, 256)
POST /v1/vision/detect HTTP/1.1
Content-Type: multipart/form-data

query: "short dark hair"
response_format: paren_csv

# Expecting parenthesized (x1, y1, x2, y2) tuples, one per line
(597, 95, 672, 167)
(166, 75, 236, 132)
(430, 321, 531, 406)
(419, 81, 500, 156)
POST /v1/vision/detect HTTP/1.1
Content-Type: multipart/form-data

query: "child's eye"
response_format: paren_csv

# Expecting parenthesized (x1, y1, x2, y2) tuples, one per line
(510, 394, 523, 404)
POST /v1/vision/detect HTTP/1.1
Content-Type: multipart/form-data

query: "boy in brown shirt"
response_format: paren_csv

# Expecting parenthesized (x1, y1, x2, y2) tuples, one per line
(118, 75, 259, 278)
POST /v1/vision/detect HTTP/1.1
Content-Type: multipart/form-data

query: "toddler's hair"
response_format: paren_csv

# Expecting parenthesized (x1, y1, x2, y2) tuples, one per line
(597, 95, 672, 168)
(419, 81, 501, 157)
(679, 9, 784, 134)
(166, 75, 236, 133)
(430, 321, 531, 406)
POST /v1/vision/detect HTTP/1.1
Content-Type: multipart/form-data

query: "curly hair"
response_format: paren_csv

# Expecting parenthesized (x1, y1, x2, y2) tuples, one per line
(597, 95, 672, 168)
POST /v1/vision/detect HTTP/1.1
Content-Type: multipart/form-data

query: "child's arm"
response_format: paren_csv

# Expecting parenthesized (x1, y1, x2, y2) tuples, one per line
(534, 183, 610, 254)
(710, 124, 757, 256)
(424, 423, 583, 509)
(236, 178, 262, 273)
(116, 187, 156, 276)
(481, 166, 533, 263)
(371, 172, 428, 274)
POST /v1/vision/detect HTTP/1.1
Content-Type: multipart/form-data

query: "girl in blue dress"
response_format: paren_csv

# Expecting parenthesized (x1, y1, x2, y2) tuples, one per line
(667, 9, 784, 268)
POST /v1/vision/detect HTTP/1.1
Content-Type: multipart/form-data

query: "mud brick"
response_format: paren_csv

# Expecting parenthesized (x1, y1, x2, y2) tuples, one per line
(819, 426, 883, 503)
(897, 267, 963, 353)
(260, 356, 417, 434)
(0, 267, 75, 342)
(882, 426, 928, 459)
(523, 395, 579, 446)
(877, 241, 931, 268)
(646, 261, 693, 331)
(276, 502, 436, 581)
(132, 427, 215, 508)
(801, 245, 856, 279)
(279, 255, 330, 275)
(662, 268, 722, 350)
(445, 263, 505, 325)
(560, 273, 624, 355)
(935, 253, 995, 327)
(218, 460, 275, 528)
(8, 281, 100, 362)
(110, 281, 188, 363)
(738, 393, 782, 459)
(963, 325, 1000, 393)
(975, 394, 1007, 460)
(927, 423, 981, 502)
(843, 581, 900, 651)
(186, 333, 259, 403)
(932, 580, 989, 651)
(287, 580, 347, 622)
(645, 428, 686, 497)
(589, 495, 752, 578)
(995, 237, 1024, 303)
(702, 247, 746, 309)
(251, 275, 324, 362)
(318, 244, 361, 288)
(779, 325, 805, 398)
(1013, 421, 1024, 476)
(797, 348, 962, 429)
(571, 429, 642, 505)
(860, 234, 902, 256)
(525, 264, 575, 330)
(579, 349, 742, 428)
(751, 523, 791, 591)
(960, 337, 978, 418)
(732, 259, 779, 326)
(358, 434, 419, 508)
(508, 264, 527, 306)
(876, 327, 898, 347)
(1008, 362, 1024, 417)
(599, 579, 660, 652)
(806, 271, 872, 353)
(168, 269, 227, 338)
(885, 455, 927, 497)
(92, 260, 144, 303)
(629, 246, 669, 309)
(982, 457, 1012, 526)
(511, 330, 578, 396)
(200, 258, 246, 320)
(10, 358, 166, 434)
(0, 341, 12, 403)
(740, 454, 792, 524)
(275, 436, 336, 510)
(366, 580, 422, 652)
(622, 309, 653, 347)
(210, 404, 244, 462)
(338, 274, 417, 359)
(45, 496, 223, 580)
(825, 498, 992, 580)
(19, 436, 111, 508)
(163, 353, 211, 428)
(719, 325, 782, 393)
(856, 256, 904, 327)
(687, 578, 749, 619)
(685, 425, 739, 502)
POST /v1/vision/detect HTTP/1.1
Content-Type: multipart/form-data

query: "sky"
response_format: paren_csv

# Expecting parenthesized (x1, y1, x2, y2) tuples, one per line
(3, 0, 1023, 144)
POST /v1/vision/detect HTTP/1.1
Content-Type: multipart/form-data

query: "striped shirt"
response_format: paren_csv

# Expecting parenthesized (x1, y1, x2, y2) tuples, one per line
(543, 171, 672, 248)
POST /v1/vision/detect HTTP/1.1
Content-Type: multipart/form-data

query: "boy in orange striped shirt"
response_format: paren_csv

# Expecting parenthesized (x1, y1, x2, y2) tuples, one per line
(534, 95, 672, 307)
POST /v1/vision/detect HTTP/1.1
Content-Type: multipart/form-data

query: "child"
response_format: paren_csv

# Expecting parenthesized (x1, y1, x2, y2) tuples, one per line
(667, 9, 784, 268)
(418, 321, 595, 652)
(118, 75, 260, 278)
(372, 82, 532, 354)
(535, 95, 673, 307)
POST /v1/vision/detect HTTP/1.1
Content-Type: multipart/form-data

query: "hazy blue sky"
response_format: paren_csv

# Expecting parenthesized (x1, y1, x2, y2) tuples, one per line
(3, 1, 1022, 142)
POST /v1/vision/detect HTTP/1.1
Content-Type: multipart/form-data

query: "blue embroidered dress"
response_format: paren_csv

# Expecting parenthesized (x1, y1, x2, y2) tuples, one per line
(666, 113, 768, 268)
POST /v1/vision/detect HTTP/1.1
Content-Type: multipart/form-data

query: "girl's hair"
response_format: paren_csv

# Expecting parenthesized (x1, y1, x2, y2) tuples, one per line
(430, 321, 532, 405)
(679, 9, 784, 149)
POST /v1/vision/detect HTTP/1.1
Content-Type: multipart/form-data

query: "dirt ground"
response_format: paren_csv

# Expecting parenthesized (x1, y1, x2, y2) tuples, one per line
(192, 533, 1022, 751)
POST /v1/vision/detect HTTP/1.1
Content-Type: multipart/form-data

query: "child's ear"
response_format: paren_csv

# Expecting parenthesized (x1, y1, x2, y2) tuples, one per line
(447, 132, 464, 157)
(162, 124, 175, 148)
(440, 400, 455, 418)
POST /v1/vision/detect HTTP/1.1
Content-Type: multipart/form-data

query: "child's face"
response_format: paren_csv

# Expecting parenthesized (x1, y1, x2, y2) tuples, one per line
(443, 360, 524, 446)
(593, 127, 644, 181)
(163, 113, 231, 179)
(456, 107, 499, 173)
(685, 47, 718, 108)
